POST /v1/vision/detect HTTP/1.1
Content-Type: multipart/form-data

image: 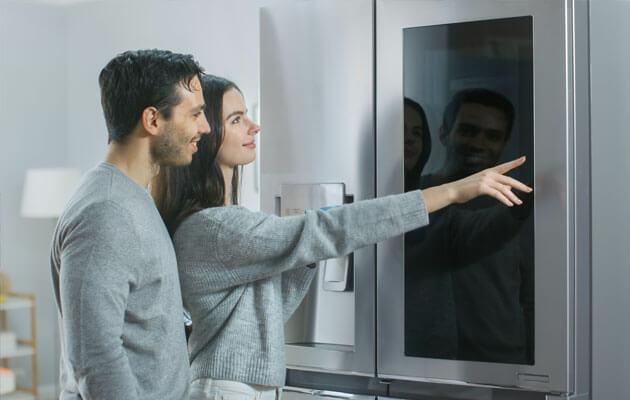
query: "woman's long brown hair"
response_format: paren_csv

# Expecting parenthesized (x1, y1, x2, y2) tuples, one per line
(152, 75, 241, 236)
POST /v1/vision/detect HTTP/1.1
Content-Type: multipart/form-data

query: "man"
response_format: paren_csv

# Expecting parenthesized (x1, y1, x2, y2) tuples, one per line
(406, 88, 533, 364)
(50, 49, 210, 399)
(423, 88, 515, 186)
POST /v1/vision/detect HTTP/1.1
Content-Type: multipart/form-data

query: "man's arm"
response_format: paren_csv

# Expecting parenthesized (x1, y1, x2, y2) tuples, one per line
(59, 202, 140, 400)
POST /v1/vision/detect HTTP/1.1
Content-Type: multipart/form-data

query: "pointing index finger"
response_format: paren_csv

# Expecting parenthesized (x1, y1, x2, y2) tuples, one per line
(494, 156, 526, 175)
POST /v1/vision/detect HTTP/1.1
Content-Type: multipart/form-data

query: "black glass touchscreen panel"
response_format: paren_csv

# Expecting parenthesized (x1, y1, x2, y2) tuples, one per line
(403, 16, 535, 365)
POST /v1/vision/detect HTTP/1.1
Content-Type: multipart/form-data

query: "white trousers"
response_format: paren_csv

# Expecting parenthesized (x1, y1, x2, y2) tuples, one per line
(190, 378, 281, 400)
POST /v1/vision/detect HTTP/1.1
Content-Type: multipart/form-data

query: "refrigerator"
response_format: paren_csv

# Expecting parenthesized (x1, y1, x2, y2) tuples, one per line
(259, 0, 626, 399)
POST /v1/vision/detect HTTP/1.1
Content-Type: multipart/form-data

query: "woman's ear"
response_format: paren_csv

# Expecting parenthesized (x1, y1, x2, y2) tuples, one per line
(141, 106, 161, 136)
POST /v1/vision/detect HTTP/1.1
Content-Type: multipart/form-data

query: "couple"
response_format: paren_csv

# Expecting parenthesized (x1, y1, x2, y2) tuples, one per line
(51, 49, 532, 400)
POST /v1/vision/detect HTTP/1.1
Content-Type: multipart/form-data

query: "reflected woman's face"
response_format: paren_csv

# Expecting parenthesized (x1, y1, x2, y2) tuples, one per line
(404, 103, 424, 172)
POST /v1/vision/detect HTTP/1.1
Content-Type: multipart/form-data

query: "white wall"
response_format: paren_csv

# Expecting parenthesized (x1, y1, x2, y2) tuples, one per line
(0, 1, 67, 393)
(63, 0, 286, 210)
(1, 0, 287, 393)
(590, 1, 630, 399)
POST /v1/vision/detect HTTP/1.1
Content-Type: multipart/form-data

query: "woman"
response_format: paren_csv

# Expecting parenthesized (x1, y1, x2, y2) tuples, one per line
(152, 75, 532, 400)
(404, 97, 432, 192)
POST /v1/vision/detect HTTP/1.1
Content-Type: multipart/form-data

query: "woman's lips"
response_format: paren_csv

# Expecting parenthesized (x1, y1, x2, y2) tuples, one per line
(244, 142, 256, 149)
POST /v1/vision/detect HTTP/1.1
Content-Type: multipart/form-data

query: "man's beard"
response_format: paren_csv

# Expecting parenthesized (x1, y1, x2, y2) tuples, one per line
(151, 124, 190, 167)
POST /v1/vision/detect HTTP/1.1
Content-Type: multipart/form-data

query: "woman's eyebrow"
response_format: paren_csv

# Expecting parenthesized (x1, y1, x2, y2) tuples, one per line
(224, 110, 244, 120)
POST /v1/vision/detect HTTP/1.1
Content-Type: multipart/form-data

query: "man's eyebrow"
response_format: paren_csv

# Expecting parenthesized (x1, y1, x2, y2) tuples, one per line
(224, 110, 244, 120)
(191, 103, 206, 112)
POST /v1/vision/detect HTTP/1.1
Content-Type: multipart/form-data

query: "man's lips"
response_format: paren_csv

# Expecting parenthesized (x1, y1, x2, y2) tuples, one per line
(462, 154, 491, 164)
(190, 136, 201, 152)
(458, 149, 491, 163)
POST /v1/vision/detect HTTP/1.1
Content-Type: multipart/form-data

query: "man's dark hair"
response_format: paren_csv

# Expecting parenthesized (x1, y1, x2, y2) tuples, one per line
(99, 49, 204, 144)
(442, 88, 515, 139)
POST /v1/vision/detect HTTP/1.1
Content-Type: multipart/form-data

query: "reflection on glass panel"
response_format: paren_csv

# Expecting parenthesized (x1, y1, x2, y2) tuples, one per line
(403, 17, 534, 365)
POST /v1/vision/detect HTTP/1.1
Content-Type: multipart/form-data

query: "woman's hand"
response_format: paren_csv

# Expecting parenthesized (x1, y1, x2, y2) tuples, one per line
(448, 156, 532, 206)
(422, 156, 533, 214)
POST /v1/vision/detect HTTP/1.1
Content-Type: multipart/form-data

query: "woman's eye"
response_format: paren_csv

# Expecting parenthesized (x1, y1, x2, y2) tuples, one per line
(232, 117, 240, 124)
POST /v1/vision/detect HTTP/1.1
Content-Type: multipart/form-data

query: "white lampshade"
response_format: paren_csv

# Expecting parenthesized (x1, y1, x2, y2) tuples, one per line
(21, 168, 82, 218)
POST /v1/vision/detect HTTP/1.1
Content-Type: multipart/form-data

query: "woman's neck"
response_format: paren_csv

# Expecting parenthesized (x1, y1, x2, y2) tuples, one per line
(221, 164, 233, 206)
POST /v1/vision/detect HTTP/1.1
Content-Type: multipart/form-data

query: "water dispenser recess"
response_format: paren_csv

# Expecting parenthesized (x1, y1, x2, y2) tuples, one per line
(280, 183, 353, 292)
(281, 183, 356, 347)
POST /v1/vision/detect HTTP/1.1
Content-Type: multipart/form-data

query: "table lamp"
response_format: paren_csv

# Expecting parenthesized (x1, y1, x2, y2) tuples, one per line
(19, 167, 81, 398)
(21, 168, 82, 218)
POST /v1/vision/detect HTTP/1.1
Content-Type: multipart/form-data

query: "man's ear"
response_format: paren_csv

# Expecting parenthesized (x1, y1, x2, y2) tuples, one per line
(439, 126, 449, 146)
(141, 106, 160, 136)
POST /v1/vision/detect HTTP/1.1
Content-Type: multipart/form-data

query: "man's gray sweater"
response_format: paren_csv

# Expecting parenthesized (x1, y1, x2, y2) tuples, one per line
(50, 163, 190, 400)
(173, 190, 429, 387)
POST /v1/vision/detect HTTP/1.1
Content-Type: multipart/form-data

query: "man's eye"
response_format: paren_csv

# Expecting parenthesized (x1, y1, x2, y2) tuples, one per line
(457, 125, 476, 136)
(486, 131, 504, 142)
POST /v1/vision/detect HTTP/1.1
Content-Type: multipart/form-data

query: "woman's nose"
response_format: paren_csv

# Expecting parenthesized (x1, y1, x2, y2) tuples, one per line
(250, 122, 261, 135)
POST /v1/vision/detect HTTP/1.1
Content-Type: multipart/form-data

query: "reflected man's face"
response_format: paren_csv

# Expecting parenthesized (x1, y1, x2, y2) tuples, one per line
(441, 102, 509, 175)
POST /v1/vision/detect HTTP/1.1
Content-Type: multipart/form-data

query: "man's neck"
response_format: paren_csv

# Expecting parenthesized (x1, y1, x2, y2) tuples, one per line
(437, 159, 470, 183)
(105, 139, 157, 189)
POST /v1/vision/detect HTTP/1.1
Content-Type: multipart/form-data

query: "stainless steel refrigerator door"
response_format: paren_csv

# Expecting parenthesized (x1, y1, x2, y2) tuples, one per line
(260, 0, 375, 376)
(376, 0, 576, 393)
